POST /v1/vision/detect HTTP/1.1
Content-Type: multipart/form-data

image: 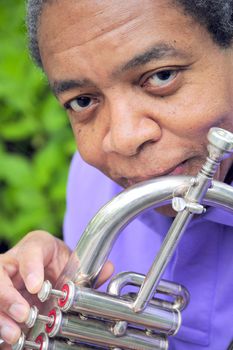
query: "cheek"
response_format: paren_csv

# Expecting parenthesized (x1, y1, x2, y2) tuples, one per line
(191, 101, 233, 136)
(164, 83, 233, 138)
(71, 122, 106, 168)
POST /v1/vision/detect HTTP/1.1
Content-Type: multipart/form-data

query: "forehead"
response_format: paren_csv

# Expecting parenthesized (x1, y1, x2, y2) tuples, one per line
(38, 0, 210, 80)
(39, 0, 179, 43)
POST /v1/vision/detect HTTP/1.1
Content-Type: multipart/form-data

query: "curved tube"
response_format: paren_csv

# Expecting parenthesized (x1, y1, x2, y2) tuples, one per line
(27, 127, 233, 349)
(29, 176, 233, 340)
(59, 176, 233, 287)
(107, 272, 189, 311)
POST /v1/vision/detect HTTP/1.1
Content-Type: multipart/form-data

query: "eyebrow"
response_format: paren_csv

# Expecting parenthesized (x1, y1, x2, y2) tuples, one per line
(119, 43, 188, 72)
(51, 79, 96, 96)
(51, 43, 188, 96)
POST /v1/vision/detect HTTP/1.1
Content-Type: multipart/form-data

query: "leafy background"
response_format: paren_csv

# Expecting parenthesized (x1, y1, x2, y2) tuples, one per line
(0, 1, 76, 251)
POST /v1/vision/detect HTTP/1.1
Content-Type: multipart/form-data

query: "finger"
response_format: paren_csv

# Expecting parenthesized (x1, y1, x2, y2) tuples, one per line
(2, 257, 18, 278)
(45, 237, 71, 282)
(0, 265, 29, 323)
(1, 343, 11, 350)
(95, 261, 114, 288)
(0, 311, 21, 345)
(1, 257, 25, 290)
(17, 231, 59, 294)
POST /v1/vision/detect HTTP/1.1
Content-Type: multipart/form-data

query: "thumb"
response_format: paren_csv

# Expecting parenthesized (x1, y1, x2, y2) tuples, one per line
(14, 231, 64, 294)
(95, 260, 114, 288)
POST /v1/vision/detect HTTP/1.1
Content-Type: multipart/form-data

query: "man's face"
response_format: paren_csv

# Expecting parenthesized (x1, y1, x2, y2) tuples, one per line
(39, 0, 233, 190)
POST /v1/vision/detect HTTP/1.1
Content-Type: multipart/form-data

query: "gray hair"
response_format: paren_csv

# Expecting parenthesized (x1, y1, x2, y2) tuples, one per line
(27, 0, 44, 67)
(26, 0, 233, 68)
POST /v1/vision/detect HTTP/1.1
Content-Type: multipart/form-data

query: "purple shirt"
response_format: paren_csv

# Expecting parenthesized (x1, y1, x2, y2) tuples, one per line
(64, 152, 233, 349)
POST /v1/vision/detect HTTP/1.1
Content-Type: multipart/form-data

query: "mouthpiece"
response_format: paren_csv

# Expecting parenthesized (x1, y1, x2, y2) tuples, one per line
(207, 127, 233, 160)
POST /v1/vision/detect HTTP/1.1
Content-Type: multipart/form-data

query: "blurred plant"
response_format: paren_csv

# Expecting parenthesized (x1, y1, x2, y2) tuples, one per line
(0, 1, 76, 246)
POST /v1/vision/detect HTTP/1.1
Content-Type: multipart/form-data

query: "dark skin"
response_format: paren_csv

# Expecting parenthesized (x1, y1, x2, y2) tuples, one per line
(1, 0, 233, 346)
(39, 0, 233, 193)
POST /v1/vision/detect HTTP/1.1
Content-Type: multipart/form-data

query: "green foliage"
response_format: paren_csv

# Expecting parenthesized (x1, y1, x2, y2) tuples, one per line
(0, 1, 76, 247)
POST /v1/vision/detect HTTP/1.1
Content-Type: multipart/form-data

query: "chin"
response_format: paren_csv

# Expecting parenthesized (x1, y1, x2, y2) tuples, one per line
(155, 204, 177, 217)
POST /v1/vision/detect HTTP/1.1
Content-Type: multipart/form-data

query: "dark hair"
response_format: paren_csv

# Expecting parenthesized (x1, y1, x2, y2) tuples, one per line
(26, 0, 233, 68)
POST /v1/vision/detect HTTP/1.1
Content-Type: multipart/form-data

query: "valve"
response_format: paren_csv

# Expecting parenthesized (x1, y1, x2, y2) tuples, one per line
(38, 280, 67, 302)
(12, 333, 49, 350)
(25, 305, 54, 328)
(38, 280, 75, 311)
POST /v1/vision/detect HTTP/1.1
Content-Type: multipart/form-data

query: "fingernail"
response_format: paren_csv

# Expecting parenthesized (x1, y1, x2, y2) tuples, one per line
(9, 303, 29, 323)
(1, 325, 20, 344)
(26, 273, 41, 293)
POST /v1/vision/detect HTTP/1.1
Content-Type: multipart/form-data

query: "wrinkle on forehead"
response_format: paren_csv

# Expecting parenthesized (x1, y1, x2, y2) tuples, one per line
(39, 0, 173, 54)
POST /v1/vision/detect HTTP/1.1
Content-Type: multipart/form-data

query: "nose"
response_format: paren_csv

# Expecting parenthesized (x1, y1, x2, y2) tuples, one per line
(102, 94, 162, 156)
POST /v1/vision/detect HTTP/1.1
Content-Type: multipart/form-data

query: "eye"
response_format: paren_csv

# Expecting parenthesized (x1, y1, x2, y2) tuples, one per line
(147, 69, 178, 87)
(64, 95, 95, 112)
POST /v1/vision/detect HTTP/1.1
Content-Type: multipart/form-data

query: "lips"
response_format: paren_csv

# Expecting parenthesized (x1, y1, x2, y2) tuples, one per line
(169, 160, 188, 176)
(121, 159, 188, 187)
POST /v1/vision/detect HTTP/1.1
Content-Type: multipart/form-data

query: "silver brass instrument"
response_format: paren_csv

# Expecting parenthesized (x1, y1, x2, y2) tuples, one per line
(12, 127, 233, 349)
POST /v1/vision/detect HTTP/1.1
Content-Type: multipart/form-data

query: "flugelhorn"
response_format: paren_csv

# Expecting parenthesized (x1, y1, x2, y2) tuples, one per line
(12, 127, 233, 350)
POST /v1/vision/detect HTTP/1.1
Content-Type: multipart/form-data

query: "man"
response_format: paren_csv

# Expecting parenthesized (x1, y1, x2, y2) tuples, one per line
(0, 0, 233, 348)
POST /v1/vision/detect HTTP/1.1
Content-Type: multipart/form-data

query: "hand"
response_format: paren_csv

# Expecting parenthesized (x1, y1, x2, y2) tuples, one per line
(0, 230, 114, 349)
(0, 230, 71, 347)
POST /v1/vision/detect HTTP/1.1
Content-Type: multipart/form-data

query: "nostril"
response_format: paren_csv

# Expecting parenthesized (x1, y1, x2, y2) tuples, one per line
(102, 111, 161, 156)
(137, 139, 156, 153)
